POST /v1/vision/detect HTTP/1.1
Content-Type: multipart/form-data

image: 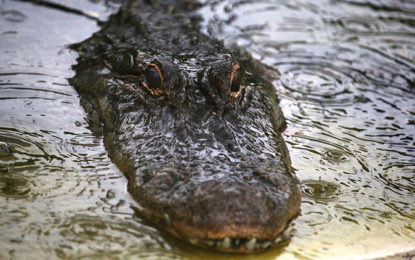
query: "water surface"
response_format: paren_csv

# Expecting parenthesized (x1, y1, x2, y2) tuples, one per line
(0, 0, 414, 259)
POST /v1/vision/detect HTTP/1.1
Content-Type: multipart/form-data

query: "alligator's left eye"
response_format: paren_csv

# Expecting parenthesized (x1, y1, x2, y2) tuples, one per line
(142, 64, 165, 96)
(145, 66, 162, 90)
(230, 64, 243, 98)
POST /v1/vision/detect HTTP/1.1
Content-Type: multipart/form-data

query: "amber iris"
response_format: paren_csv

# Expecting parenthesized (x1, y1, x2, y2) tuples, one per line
(230, 64, 242, 98)
(142, 64, 164, 96)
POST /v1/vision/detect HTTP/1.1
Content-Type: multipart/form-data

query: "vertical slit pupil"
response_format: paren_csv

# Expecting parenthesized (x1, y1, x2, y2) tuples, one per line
(145, 66, 162, 89)
(231, 69, 241, 92)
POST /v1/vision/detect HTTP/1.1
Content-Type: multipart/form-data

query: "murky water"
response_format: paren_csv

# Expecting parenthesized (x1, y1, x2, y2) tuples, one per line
(1, 0, 414, 259)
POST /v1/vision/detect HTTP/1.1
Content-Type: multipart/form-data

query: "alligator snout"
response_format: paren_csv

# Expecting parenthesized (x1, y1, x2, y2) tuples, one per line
(132, 161, 301, 253)
(171, 176, 300, 252)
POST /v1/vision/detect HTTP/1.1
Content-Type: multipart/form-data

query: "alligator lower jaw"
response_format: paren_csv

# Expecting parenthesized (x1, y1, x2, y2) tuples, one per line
(185, 224, 295, 253)
(161, 217, 297, 253)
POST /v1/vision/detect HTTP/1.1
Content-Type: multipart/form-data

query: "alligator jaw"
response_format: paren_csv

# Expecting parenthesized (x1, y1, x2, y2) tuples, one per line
(181, 219, 297, 253)
(129, 167, 302, 253)
(155, 212, 299, 253)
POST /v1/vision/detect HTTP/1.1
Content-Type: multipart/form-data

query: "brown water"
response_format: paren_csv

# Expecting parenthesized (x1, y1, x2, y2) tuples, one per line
(0, 0, 414, 259)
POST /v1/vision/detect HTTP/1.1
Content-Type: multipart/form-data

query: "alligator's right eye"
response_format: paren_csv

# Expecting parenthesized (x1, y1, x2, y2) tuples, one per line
(230, 64, 243, 98)
(142, 64, 164, 96)
(145, 66, 162, 89)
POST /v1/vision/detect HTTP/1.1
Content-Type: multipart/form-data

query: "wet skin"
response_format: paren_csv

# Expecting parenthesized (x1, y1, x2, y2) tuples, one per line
(70, 0, 301, 253)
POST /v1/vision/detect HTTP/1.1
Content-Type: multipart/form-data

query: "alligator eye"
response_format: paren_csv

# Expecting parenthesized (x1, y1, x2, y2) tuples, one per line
(142, 64, 164, 95)
(230, 64, 243, 98)
(145, 66, 162, 89)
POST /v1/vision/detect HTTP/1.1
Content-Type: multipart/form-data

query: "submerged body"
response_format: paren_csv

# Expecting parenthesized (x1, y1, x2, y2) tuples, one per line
(70, 0, 301, 253)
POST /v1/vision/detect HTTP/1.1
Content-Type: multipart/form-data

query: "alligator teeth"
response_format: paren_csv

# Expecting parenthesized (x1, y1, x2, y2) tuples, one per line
(220, 237, 231, 249)
(275, 236, 283, 244)
(189, 238, 198, 245)
(282, 225, 292, 239)
(164, 214, 171, 225)
(261, 241, 271, 249)
(206, 240, 215, 247)
(188, 237, 277, 251)
(273, 224, 293, 244)
(245, 238, 257, 250)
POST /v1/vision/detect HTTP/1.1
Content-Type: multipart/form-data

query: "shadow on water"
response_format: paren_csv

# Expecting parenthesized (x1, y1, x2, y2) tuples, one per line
(0, 0, 414, 259)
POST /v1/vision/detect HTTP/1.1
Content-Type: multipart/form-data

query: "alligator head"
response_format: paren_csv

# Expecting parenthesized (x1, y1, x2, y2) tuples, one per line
(70, 0, 301, 253)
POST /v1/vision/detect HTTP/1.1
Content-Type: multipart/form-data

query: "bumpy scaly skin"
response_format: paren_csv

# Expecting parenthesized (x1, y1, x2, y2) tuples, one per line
(70, 0, 301, 253)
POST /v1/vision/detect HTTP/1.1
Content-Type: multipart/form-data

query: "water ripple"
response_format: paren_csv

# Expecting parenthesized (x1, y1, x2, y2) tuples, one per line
(0, 0, 414, 259)
(200, 0, 415, 256)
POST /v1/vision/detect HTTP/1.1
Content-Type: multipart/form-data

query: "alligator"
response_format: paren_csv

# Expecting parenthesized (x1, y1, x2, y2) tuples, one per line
(70, 0, 301, 253)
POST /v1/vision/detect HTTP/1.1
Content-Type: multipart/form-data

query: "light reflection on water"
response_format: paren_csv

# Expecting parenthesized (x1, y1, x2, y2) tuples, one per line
(0, 0, 414, 259)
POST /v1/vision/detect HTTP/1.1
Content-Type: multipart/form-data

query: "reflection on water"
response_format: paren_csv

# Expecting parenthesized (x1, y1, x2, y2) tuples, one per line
(0, 0, 414, 259)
